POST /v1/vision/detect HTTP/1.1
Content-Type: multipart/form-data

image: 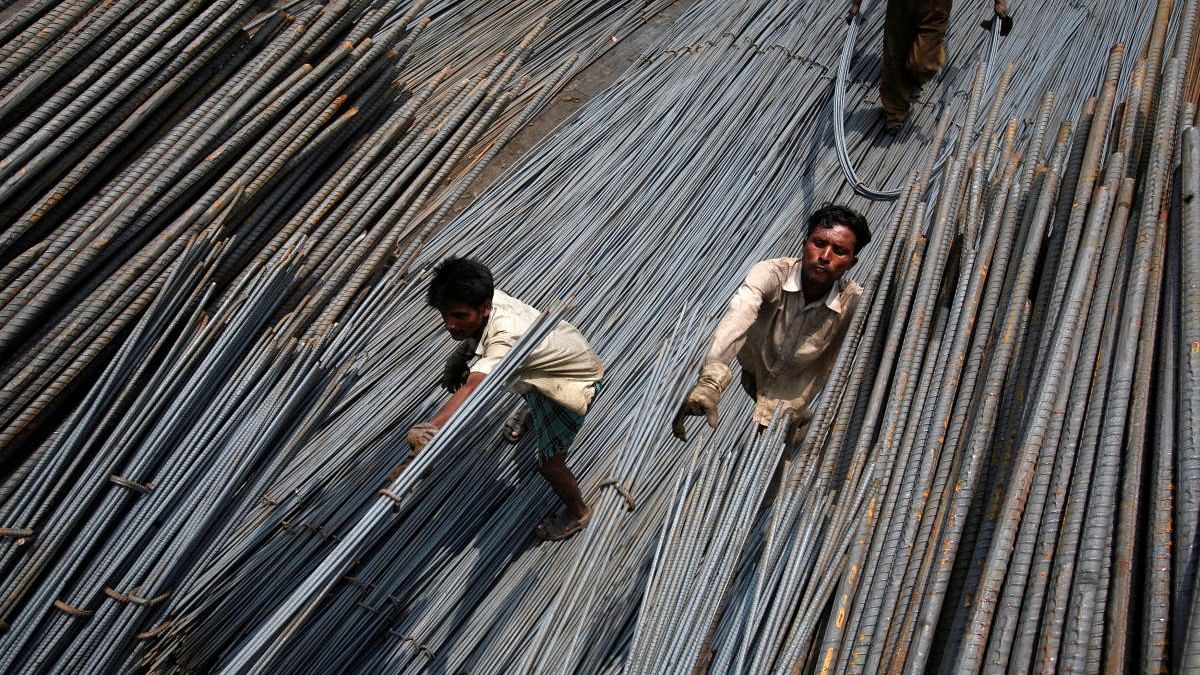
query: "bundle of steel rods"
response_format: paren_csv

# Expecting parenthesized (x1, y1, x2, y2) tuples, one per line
(0, 0, 668, 464)
(634, 1, 1200, 672)
(0, 0, 681, 671)
(0, 0, 1197, 672)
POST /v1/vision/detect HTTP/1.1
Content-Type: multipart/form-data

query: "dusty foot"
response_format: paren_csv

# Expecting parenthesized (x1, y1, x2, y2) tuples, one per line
(534, 506, 592, 541)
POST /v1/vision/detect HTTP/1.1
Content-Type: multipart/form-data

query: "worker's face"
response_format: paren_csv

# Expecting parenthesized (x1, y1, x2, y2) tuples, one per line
(801, 224, 858, 286)
(438, 301, 490, 341)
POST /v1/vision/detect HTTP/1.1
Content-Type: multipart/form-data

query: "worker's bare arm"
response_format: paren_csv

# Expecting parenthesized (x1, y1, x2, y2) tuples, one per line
(405, 370, 489, 453)
(430, 371, 487, 428)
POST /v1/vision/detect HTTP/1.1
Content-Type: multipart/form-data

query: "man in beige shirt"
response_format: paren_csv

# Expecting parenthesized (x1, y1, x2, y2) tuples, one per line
(672, 204, 870, 444)
(405, 257, 606, 541)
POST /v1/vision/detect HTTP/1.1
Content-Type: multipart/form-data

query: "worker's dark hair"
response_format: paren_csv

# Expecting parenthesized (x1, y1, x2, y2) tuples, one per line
(806, 203, 871, 253)
(427, 257, 494, 309)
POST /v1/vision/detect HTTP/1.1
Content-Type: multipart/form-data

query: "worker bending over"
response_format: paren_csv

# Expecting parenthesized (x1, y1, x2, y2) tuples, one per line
(673, 204, 870, 444)
(848, 0, 1012, 132)
(406, 257, 605, 541)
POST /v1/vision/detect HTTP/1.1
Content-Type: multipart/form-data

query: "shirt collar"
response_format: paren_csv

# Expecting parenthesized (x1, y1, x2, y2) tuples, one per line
(823, 279, 852, 313)
(474, 289, 506, 356)
(786, 261, 851, 313)
(783, 259, 803, 292)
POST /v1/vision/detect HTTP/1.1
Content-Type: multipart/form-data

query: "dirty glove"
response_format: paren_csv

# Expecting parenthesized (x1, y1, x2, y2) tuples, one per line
(406, 422, 439, 453)
(846, 0, 862, 22)
(440, 343, 473, 392)
(671, 363, 733, 441)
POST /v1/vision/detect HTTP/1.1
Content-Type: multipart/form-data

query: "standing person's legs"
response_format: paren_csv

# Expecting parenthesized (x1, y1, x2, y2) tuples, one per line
(880, 0, 918, 125)
(906, 0, 950, 89)
(524, 385, 601, 540)
(537, 453, 589, 521)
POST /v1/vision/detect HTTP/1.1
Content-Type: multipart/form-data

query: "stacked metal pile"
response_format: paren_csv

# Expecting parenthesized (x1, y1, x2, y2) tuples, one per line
(0, 0, 1195, 673)
(137, 1, 1198, 673)
(0, 0, 680, 672)
(0, 0, 672, 462)
(634, 3, 1200, 674)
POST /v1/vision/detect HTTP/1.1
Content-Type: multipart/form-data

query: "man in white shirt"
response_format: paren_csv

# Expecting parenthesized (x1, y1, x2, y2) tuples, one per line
(672, 204, 870, 444)
(406, 258, 606, 541)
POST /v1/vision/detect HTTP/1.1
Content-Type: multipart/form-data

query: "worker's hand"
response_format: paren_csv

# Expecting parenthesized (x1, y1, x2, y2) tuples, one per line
(406, 422, 439, 453)
(671, 384, 720, 441)
(994, 0, 1009, 17)
(846, 0, 862, 22)
(440, 350, 471, 392)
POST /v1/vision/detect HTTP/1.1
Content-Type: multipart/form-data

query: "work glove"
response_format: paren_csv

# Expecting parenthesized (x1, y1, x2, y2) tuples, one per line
(671, 363, 733, 441)
(981, 2, 1013, 36)
(406, 422, 439, 453)
(441, 343, 473, 392)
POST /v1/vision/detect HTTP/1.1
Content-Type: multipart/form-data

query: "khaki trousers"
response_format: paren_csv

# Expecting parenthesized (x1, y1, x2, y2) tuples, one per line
(880, 0, 952, 122)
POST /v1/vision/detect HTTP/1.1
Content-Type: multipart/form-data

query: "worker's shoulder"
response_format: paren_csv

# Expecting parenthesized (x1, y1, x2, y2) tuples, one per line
(749, 256, 799, 270)
(493, 289, 534, 311)
(745, 257, 798, 281)
(490, 289, 540, 329)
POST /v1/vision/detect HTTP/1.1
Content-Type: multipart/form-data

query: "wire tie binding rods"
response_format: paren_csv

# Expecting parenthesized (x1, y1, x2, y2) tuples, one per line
(0, 527, 34, 538)
(598, 479, 637, 511)
(379, 488, 404, 504)
(52, 600, 94, 618)
(103, 586, 172, 607)
(109, 475, 156, 493)
(354, 601, 382, 616)
(135, 619, 173, 640)
(386, 632, 434, 662)
(300, 523, 335, 541)
(342, 575, 377, 592)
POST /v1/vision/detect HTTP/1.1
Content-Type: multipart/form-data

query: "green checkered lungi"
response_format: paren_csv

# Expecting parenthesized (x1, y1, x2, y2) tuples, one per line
(523, 381, 602, 464)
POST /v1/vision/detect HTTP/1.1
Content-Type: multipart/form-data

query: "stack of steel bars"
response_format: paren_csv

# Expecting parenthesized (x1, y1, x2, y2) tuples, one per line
(0, 0, 670, 465)
(0, 0, 1197, 672)
(634, 1, 1200, 672)
(0, 0, 681, 671)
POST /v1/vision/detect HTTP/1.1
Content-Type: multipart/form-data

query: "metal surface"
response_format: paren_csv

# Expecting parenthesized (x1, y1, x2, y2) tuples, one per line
(0, 0, 1195, 672)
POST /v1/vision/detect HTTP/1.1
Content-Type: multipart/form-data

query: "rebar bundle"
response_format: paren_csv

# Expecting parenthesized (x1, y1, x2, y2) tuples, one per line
(0, 0, 683, 671)
(632, 2, 1200, 673)
(0, 0, 1197, 672)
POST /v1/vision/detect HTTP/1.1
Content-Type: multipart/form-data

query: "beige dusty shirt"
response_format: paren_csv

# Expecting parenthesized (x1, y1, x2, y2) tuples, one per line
(702, 258, 862, 426)
(467, 290, 605, 415)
